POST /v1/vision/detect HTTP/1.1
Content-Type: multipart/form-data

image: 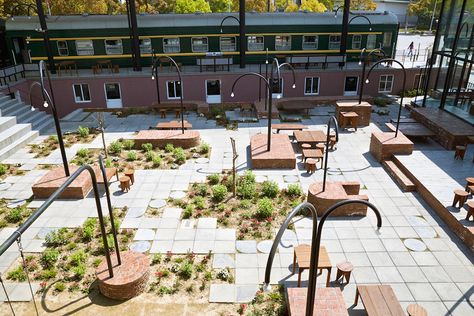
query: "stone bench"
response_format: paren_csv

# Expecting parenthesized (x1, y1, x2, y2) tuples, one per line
(133, 130, 200, 149)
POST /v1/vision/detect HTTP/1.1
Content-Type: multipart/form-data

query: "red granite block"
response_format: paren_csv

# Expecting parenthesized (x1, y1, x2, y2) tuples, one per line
(134, 130, 200, 149)
(251, 133, 296, 169)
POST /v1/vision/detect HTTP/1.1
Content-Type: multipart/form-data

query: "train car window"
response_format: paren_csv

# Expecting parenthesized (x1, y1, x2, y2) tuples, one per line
(57, 41, 69, 56)
(248, 36, 264, 51)
(367, 34, 376, 49)
(275, 36, 291, 51)
(192, 37, 208, 52)
(329, 35, 341, 50)
(105, 39, 123, 55)
(378, 75, 394, 93)
(383, 33, 392, 47)
(302, 35, 318, 50)
(163, 38, 180, 53)
(139, 38, 152, 54)
(220, 37, 236, 52)
(75, 40, 94, 56)
(352, 35, 362, 49)
(73, 84, 91, 103)
(304, 77, 320, 95)
(167, 81, 182, 99)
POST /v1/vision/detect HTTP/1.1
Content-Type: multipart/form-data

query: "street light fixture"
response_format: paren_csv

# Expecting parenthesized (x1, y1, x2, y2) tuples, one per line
(151, 54, 185, 134)
(151, 50, 161, 104)
(29, 60, 69, 176)
(365, 58, 407, 138)
(219, 9, 246, 68)
(322, 116, 339, 192)
(349, 15, 373, 31)
(358, 48, 386, 104)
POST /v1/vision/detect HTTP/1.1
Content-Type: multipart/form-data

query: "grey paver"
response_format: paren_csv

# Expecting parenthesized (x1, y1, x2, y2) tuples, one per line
(174, 229, 196, 241)
(236, 285, 260, 303)
(212, 254, 235, 269)
(195, 229, 216, 241)
(154, 229, 176, 240)
(236, 240, 257, 253)
(235, 268, 259, 284)
(215, 228, 235, 241)
(404, 238, 427, 252)
(129, 241, 151, 253)
(257, 240, 273, 253)
(133, 229, 155, 241)
(236, 254, 258, 268)
(411, 252, 440, 266)
(149, 240, 173, 253)
(397, 266, 428, 283)
(431, 282, 464, 301)
(172, 240, 194, 254)
(193, 240, 215, 254)
(407, 283, 440, 301)
(162, 207, 182, 218)
(196, 217, 217, 229)
(209, 284, 235, 303)
(214, 241, 236, 254)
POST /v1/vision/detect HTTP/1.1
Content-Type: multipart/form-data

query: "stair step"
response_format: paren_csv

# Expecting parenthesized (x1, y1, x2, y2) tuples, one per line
(4, 104, 30, 118)
(0, 117, 17, 133)
(383, 159, 416, 192)
(32, 114, 52, 131)
(0, 99, 18, 111)
(0, 124, 32, 149)
(17, 108, 45, 124)
(0, 130, 38, 161)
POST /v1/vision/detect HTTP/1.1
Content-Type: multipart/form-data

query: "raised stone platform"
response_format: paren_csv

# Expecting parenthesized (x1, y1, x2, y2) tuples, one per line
(32, 165, 116, 199)
(287, 287, 348, 316)
(307, 182, 369, 216)
(369, 131, 414, 162)
(134, 130, 200, 149)
(335, 100, 372, 126)
(96, 251, 150, 300)
(250, 133, 295, 169)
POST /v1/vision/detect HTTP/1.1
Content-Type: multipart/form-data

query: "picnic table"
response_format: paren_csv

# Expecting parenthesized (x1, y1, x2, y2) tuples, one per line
(294, 130, 326, 146)
(56, 61, 78, 76)
(302, 149, 323, 167)
(156, 120, 192, 130)
(385, 123, 435, 138)
(272, 123, 307, 133)
(293, 244, 332, 287)
(354, 285, 405, 316)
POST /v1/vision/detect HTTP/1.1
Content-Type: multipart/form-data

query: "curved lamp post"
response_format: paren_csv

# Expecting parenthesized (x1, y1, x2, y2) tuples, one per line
(219, 15, 240, 33)
(349, 15, 373, 31)
(29, 60, 69, 176)
(365, 58, 406, 138)
(322, 116, 339, 192)
(219, 12, 245, 68)
(333, 6, 354, 18)
(151, 54, 185, 134)
(151, 50, 161, 104)
(358, 48, 386, 104)
(264, 200, 382, 316)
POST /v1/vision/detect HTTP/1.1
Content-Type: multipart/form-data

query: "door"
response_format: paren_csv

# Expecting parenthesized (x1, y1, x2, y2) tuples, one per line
(344, 76, 358, 96)
(105, 83, 122, 108)
(206, 80, 221, 103)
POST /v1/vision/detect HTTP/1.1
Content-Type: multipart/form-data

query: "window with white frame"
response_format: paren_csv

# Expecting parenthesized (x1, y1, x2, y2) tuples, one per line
(57, 41, 69, 56)
(105, 39, 123, 55)
(367, 34, 376, 49)
(248, 36, 264, 51)
(139, 38, 152, 54)
(220, 37, 236, 52)
(163, 37, 180, 53)
(167, 81, 182, 99)
(302, 35, 318, 50)
(383, 32, 392, 47)
(75, 40, 94, 56)
(304, 77, 320, 95)
(73, 84, 91, 103)
(275, 35, 291, 51)
(192, 37, 208, 52)
(329, 35, 341, 50)
(379, 75, 394, 93)
(352, 35, 362, 49)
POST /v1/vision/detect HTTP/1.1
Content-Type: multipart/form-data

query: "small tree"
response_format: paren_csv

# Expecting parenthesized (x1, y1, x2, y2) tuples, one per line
(350, 0, 377, 10)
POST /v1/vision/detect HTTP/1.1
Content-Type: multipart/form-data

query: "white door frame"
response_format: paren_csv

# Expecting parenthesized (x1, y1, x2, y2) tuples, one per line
(205, 79, 221, 104)
(104, 83, 123, 108)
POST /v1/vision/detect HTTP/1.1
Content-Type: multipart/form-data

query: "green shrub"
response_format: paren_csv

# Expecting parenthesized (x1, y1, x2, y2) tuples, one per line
(241, 170, 256, 184)
(54, 282, 66, 292)
(152, 253, 162, 265)
(287, 184, 303, 197)
(37, 268, 57, 280)
(256, 197, 274, 219)
(152, 155, 162, 167)
(208, 173, 220, 185)
(237, 181, 256, 199)
(5, 208, 22, 223)
(127, 151, 137, 161)
(194, 183, 208, 196)
(261, 180, 279, 198)
(45, 228, 68, 247)
(70, 249, 87, 266)
(212, 184, 228, 202)
(48, 135, 59, 143)
(72, 264, 86, 279)
(240, 199, 252, 209)
(7, 266, 27, 281)
(145, 151, 155, 162)
(164, 143, 174, 153)
(104, 158, 112, 168)
(41, 249, 60, 268)
(373, 97, 391, 107)
(77, 126, 90, 138)
(400, 89, 424, 98)
(108, 141, 122, 154)
(193, 196, 205, 209)
(141, 143, 153, 152)
(173, 147, 186, 164)
(82, 218, 97, 241)
(183, 204, 194, 219)
(76, 148, 89, 158)
(199, 143, 210, 154)
(0, 164, 8, 175)
(122, 139, 135, 150)
(179, 262, 193, 280)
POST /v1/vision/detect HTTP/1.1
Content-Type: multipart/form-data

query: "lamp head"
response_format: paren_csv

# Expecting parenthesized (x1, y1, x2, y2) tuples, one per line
(358, 61, 362, 65)
(365, 79, 369, 84)
(151, 74, 155, 80)
(10, 16, 14, 21)
(220, 28, 223, 33)
(276, 95, 281, 99)
(31, 106, 35, 111)
(334, 14, 337, 18)
(369, 27, 372, 31)
(43, 100, 49, 108)
(265, 59, 268, 64)
(231, 92, 234, 98)
(292, 83, 296, 89)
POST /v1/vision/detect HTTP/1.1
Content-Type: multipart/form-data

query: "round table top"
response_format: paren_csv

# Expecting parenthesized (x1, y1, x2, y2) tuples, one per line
(466, 177, 474, 184)
(336, 261, 353, 272)
(124, 169, 135, 175)
(316, 143, 325, 149)
(119, 176, 130, 182)
(467, 200, 474, 208)
(306, 158, 317, 165)
(406, 303, 427, 316)
(454, 189, 469, 196)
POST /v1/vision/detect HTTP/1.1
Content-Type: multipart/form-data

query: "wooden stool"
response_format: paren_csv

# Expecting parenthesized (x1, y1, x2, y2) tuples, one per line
(454, 145, 466, 160)
(301, 143, 312, 150)
(465, 177, 474, 191)
(329, 135, 337, 150)
(175, 109, 181, 118)
(316, 143, 325, 153)
(124, 169, 135, 185)
(160, 109, 167, 118)
(466, 201, 474, 221)
(306, 159, 316, 173)
(452, 189, 469, 208)
(119, 176, 131, 192)
(406, 303, 427, 316)
(335, 261, 353, 284)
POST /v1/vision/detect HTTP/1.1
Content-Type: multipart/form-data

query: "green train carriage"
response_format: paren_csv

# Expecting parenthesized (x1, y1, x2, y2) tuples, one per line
(5, 11, 399, 68)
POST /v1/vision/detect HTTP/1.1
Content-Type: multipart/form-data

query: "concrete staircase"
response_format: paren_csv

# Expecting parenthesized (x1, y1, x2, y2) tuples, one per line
(0, 93, 53, 161)
(382, 158, 417, 192)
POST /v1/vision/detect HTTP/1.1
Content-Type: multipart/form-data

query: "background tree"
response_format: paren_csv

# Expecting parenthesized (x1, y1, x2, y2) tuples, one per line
(209, 0, 233, 12)
(408, 0, 441, 29)
(300, 0, 327, 12)
(350, 0, 377, 10)
(232, 0, 273, 13)
(151, 0, 177, 14)
(175, 0, 211, 13)
(284, 3, 298, 12)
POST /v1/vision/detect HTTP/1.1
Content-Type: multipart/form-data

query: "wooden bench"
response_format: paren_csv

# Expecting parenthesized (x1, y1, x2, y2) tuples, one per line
(354, 285, 405, 316)
(272, 123, 307, 133)
(156, 120, 192, 130)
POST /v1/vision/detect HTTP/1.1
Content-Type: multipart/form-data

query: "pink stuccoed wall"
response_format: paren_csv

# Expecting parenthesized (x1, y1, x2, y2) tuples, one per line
(4, 67, 425, 118)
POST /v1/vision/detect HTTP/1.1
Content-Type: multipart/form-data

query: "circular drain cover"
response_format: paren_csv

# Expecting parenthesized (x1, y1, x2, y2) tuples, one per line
(149, 199, 166, 209)
(0, 182, 11, 191)
(404, 239, 427, 252)
(169, 191, 186, 200)
(7, 199, 26, 209)
(129, 241, 151, 253)
(195, 158, 209, 164)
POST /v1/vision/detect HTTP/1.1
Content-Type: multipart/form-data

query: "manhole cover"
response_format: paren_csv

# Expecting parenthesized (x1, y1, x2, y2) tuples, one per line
(404, 239, 427, 252)
(129, 241, 151, 253)
(149, 199, 166, 209)
(7, 199, 26, 209)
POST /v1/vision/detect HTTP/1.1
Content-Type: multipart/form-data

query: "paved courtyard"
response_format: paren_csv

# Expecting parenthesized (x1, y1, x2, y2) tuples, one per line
(0, 104, 473, 315)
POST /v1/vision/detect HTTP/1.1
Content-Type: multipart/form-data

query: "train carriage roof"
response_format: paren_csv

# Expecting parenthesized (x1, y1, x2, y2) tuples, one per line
(6, 12, 398, 31)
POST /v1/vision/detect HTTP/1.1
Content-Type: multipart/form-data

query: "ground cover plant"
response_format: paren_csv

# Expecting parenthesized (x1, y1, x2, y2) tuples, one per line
(0, 163, 25, 181)
(0, 199, 33, 229)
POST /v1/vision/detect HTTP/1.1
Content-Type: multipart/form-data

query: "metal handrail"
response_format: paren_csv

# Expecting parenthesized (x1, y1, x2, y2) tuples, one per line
(0, 164, 115, 278)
